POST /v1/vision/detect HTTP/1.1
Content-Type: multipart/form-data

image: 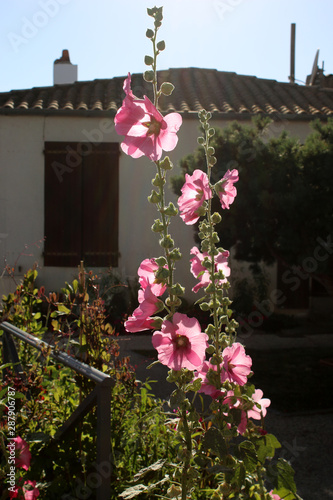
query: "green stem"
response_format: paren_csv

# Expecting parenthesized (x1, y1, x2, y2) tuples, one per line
(203, 130, 222, 387)
(155, 161, 176, 315)
(181, 409, 192, 500)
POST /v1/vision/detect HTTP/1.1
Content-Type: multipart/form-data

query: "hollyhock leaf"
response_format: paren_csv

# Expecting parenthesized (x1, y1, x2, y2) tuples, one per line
(170, 388, 185, 408)
(203, 427, 227, 458)
(276, 458, 297, 493)
(239, 441, 258, 473)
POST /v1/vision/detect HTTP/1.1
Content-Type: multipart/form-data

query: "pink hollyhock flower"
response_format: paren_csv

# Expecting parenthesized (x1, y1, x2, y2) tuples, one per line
(247, 389, 271, 420)
(216, 169, 239, 209)
(152, 312, 208, 370)
(13, 437, 31, 471)
(269, 492, 282, 500)
(23, 481, 40, 500)
(114, 73, 182, 162)
(221, 342, 252, 386)
(138, 258, 167, 296)
(190, 246, 230, 293)
(8, 485, 19, 498)
(194, 360, 225, 399)
(178, 170, 212, 225)
(124, 284, 161, 333)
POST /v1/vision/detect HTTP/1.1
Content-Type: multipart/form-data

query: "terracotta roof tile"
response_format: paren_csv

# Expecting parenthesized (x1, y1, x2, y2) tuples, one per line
(1, 67, 333, 118)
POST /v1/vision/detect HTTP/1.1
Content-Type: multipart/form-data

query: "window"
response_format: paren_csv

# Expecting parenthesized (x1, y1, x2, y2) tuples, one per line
(44, 142, 119, 267)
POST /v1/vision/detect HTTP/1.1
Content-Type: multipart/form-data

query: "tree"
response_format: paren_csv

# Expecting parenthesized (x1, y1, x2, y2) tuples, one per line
(171, 117, 333, 301)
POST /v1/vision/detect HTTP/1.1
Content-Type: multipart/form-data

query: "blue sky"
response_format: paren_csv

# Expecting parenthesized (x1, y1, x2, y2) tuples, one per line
(1, 0, 332, 93)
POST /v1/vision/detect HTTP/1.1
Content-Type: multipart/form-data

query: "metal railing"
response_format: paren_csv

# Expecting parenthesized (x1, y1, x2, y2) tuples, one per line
(1, 321, 113, 500)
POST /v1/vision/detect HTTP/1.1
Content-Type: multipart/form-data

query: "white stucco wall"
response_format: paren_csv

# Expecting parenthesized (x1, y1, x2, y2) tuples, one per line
(0, 111, 317, 303)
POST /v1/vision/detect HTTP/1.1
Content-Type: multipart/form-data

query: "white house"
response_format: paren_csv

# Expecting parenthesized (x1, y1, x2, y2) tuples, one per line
(1, 56, 333, 311)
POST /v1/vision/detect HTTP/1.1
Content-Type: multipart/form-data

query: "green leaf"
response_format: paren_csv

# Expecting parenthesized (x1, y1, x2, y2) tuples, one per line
(276, 458, 297, 492)
(146, 28, 154, 39)
(170, 388, 185, 409)
(239, 440, 258, 472)
(57, 304, 71, 315)
(203, 427, 227, 458)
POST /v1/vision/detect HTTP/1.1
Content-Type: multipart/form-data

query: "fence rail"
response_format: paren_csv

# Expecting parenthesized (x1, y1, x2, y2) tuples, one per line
(1, 320, 113, 500)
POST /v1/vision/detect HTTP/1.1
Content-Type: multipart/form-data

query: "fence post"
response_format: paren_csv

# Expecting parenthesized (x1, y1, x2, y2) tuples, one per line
(96, 378, 112, 500)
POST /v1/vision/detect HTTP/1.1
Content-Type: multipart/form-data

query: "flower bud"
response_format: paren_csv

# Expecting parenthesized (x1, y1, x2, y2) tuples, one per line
(151, 219, 164, 232)
(155, 267, 169, 280)
(169, 248, 182, 261)
(211, 212, 222, 224)
(148, 190, 161, 204)
(144, 55, 154, 66)
(209, 156, 217, 167)
(155, 256, 167, 266)
(170, 283, 185, 296)
(159, 156, 173, 170)
(197, 136, 205, 146)
(205, 324, 215, 336)
(160, 235, 174, 249)
(160, 81, 174, 95)
(151, 316, 163, 330)
(143, 70, 154, 82)
(157, 40, 166, 51)
(146, 28, 154, 39)
(199, 302, 210, 311)
(152, 173, 165, 187)
(163, 202, 178, 216)
(167, 484, 182, 498)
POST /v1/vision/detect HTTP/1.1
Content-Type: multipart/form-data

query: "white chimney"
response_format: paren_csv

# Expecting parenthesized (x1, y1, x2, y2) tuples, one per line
(53, 49, 77, 85)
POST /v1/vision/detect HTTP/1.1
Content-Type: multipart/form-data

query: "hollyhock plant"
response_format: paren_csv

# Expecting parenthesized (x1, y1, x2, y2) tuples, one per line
(247, 388, 271, 420)
(114, 73, 182, 161)
(221, 342, 252, 386)
(13, 437, 31, 471)
(190, 246, 230, 292)
(215, 168, 239, 209)
(152, 312, 208, 370)
(178, 169, 212, 224)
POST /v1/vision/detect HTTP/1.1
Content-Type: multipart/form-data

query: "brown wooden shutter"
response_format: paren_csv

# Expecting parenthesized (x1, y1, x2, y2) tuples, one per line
(82, 143, 119, 267)
(44, 142, 82, 266)
(44, 142, 119, 267)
